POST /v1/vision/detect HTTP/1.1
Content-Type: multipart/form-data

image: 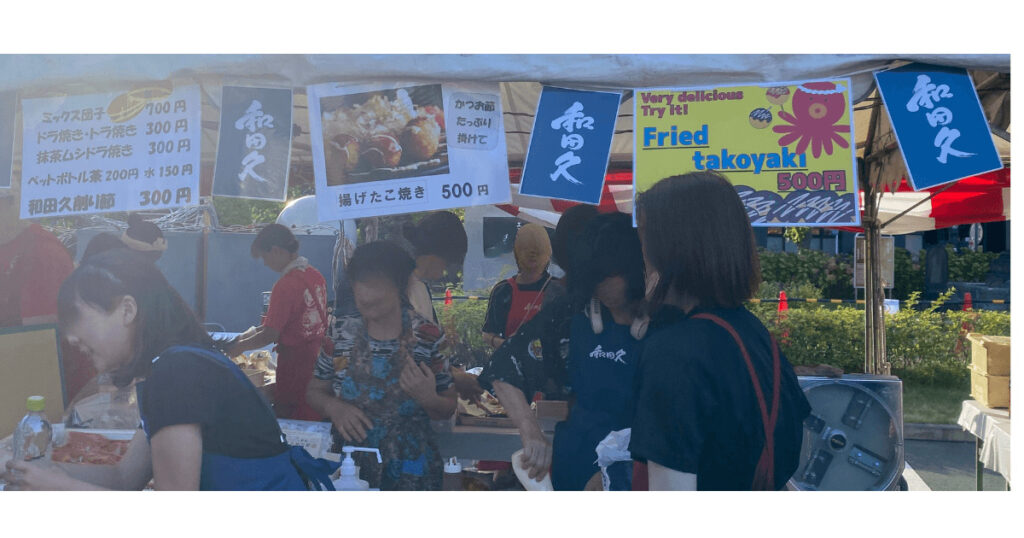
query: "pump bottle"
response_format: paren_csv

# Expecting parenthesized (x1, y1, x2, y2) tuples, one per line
(332, 446, 382, 491)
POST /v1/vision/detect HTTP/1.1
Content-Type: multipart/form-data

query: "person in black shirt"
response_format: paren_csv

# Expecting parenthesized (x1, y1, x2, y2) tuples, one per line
(481, 223, 561, 349)
(2, 250, 333, 491)
(630, 172, 811, 490)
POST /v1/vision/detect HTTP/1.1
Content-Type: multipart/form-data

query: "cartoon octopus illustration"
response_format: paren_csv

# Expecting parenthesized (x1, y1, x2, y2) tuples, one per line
(772, 81, 851, 158)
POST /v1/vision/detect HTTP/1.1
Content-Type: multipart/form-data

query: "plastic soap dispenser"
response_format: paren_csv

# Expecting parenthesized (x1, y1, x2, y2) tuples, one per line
(333, 446, 382, 491)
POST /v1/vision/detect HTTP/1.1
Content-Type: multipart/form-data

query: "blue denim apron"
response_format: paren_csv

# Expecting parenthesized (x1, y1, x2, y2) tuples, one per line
(137, 345, 339, 491)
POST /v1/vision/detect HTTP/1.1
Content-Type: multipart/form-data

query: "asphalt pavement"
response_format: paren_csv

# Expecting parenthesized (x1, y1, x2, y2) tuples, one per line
(904, 439, 1007, 491)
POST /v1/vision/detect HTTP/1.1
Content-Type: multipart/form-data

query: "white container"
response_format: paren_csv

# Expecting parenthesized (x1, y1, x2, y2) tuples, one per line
(332, 446, 382, 491)
(510, 449, 553, 491)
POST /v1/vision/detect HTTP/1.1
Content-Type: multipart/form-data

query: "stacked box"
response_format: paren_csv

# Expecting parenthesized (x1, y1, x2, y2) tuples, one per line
(967, 334, 1010, 409)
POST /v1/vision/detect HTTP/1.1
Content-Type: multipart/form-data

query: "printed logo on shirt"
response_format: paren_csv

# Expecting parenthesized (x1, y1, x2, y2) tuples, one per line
(589, 345, 627, 364)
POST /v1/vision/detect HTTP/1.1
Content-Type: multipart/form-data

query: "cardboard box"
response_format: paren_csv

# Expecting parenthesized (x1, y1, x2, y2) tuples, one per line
(457, 414, 517, 428)
(967, 334, 1010, 376)
(970, 366, 1009, 409)
(533, 400, 569, 433)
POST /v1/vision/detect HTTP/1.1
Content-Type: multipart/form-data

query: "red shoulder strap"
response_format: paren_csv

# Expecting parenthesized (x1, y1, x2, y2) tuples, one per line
(691, 312, 781, 490)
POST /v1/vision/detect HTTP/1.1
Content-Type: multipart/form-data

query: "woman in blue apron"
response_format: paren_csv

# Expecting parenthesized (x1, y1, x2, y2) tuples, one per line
(550, 213, 648, 491)
(3, 249, 335, 491)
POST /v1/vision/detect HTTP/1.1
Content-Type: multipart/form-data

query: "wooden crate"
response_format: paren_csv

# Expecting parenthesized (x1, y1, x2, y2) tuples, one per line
(970, 366, 1009, 409)
(967, 333, 1010, 376)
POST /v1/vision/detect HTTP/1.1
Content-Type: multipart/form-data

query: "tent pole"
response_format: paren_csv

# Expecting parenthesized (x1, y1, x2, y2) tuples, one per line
(860, 98, 884, 375)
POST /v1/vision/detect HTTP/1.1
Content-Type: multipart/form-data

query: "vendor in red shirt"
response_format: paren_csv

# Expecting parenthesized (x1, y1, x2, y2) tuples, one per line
(227, 224, 328, 421)
(1, 180, 93, 401)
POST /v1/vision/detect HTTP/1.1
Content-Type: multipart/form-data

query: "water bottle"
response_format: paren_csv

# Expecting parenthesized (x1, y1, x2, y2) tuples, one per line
(12, 396, 53, 462)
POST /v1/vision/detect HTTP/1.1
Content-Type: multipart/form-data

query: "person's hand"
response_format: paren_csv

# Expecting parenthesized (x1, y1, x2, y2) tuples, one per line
(3, 459, 78, 491)
(399, 355, 437, 404)
(326, 400, 373, 444)
(452, 368, 483, 406)
(518, 423, 552, 480)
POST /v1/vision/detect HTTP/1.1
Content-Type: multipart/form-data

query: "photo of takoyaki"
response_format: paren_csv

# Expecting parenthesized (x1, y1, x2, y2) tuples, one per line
(749, 107, 773, 129)
(766, 86, 791, 106)
(320, 84, 449, 186)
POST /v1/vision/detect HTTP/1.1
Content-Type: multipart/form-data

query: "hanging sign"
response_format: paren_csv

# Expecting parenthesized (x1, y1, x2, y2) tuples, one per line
(874, 62, 1002, 191)
(633, 79, 860, 226)
(1, 91, 14, 189)
(19, 84, 202, 219)
(308, 81, 511, 221)
(519, 86, 619, 204)
(213, 86, 293, 201)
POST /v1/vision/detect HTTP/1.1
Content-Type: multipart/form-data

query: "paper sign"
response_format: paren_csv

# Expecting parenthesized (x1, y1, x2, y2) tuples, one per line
(0, 91, 14, 189)
(854, 235, 894, 289)
(0, 325, 66, 436)
(874, 62, 1002, 191)
(519, 86, 619, 204)
(213, 86, 293, 201)
(19, 84, 202, 218)
(633, 80, 860, 226)
(308, 82, 511, 221)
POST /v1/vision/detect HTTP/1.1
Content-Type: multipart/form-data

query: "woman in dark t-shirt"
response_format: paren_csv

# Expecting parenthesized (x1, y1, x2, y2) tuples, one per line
(630, 172, 811, 491)
(2, 250, 334, 491)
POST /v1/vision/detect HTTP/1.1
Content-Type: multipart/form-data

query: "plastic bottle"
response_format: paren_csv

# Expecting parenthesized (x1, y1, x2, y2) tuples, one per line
(332, 446, 382, 491)
(12, 396, 53, 462)
(443, 457, 463, 490)
(510, 448, 554, 491)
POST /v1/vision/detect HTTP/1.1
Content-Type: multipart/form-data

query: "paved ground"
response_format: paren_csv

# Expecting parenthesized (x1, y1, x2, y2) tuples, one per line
(904, 439, 1007, 491)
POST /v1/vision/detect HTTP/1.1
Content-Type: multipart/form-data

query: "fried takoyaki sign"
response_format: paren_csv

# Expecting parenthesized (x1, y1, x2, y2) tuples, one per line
(633, 79, 860, 226)
(308, 82, 511, 220)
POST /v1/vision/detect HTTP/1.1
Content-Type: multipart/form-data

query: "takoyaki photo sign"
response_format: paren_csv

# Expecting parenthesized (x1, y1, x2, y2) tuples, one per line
(308, 81, 511, 220)
(633, 79, 860, 226)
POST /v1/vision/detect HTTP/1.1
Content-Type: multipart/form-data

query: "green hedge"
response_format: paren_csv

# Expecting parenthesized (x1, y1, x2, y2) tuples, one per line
(758, 245, 1000, 302)
(755, 291, 1010, 385)
(441, 288, 1011, 384)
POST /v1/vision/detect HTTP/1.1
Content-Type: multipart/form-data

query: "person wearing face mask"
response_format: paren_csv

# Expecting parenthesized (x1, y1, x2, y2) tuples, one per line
(227, 224, 329, 421)
(481, 223, 564, 350)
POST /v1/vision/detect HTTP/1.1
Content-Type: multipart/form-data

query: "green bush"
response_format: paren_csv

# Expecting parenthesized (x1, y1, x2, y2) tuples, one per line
(439, 283, 1012, 387)
(946, 244, 999, 282)
(892, 247, 925, 301)
(751, 291, 1010, 385)
(758, 248, 854, 300)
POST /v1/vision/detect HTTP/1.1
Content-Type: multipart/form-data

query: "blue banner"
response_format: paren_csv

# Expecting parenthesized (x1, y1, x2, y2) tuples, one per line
(520, 86, 620, 204)
(874, 63, 1002, 191)
(0, 91, 15, 189)
(213, 86, 293, 201)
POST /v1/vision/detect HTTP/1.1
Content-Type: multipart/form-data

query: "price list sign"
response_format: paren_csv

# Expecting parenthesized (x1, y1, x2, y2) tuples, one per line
(308, 81, 511, 221)
(19, 84, 202, 219)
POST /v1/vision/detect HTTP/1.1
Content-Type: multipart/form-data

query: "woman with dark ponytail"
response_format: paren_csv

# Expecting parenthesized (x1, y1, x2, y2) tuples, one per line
(2, 249, 336, 491)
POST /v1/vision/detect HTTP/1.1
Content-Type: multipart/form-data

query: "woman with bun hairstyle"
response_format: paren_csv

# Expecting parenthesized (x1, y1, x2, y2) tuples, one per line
(2, 249, 335, 490)
(629, 172, 810, 490)
(120, 213, 167, 262)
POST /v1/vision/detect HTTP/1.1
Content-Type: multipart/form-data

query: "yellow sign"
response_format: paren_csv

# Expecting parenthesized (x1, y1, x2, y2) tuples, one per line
(633, 80, 860, 226)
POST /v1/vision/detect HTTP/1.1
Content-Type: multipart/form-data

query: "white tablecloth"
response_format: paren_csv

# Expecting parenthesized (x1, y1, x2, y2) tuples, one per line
(957, 400, 1011, 482)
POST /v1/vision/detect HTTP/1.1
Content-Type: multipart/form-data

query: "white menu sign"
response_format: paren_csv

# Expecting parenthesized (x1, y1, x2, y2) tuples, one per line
(20, 84, 202, 218)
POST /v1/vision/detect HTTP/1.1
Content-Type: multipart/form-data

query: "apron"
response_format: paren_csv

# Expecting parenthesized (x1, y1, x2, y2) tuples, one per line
(137, 345, 339, 491)
(551, 317, 640, 491)
(274, 339, 326, 421)
(504, 276, 550, 338)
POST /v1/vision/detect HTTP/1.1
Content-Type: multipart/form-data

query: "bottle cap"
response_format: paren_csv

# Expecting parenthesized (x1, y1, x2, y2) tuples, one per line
(26, 395, 45, 412)
(444, 456, 462, 473)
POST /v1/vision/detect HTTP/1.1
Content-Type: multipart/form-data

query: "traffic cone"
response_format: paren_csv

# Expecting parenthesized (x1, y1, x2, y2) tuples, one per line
(963, 292, 972, 311)
(444, 288, 453, 306)
(778, 290, 789, 312)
